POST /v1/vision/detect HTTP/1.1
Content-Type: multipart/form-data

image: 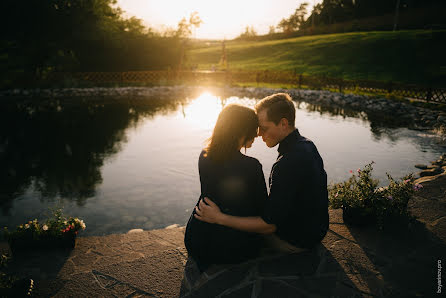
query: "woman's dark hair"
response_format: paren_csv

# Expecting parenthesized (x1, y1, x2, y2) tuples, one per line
(205, 104, 258, 163)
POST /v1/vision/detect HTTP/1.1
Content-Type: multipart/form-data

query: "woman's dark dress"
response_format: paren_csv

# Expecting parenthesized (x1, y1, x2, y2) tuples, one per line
(184, 150, 268, 271)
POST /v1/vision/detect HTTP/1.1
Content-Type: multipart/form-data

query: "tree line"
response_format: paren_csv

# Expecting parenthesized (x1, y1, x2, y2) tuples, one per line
(0, 0, 201, 87)
(238, 0, 446, 40)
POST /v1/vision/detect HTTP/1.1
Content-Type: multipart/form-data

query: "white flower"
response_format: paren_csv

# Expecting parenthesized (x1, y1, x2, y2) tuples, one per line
(63, 221, 67, 225)
(25, 224, 30, 229)
(42, 225, 48, 231)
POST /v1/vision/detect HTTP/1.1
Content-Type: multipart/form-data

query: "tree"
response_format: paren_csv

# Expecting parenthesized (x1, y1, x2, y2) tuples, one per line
(0, 0, 186, 86)
(268, 25, 276, 35)
(175, 12, 203, 70)
(189, 11, 203, 38)
(176, 12, 203, 38)
(277, 2, 309, 33)
(237, 26, 258, 40)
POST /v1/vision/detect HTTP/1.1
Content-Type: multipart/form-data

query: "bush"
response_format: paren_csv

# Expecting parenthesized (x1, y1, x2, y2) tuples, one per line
(328, 162, 422, 229)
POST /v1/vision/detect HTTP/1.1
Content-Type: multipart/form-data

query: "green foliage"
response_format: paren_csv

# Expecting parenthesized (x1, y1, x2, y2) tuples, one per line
(0, 0, 191, 87)
(328, 162, 421, 229)
(175, 12, 202, 38)
(277, 2, 309, 33)
(237, 26, 258, 40)
(301, 0, 445, 31)
(329, 163, 379, 209)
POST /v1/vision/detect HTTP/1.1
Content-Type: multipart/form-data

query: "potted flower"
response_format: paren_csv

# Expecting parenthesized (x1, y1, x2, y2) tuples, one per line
(329, 162, 421, 230)
(3, 209, 86, 252)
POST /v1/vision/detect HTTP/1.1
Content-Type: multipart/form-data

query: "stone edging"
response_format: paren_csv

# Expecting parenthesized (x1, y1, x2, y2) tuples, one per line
(414, 153, 446, 184)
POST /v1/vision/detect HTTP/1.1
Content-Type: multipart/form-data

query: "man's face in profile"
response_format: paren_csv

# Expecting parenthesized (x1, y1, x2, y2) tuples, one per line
(257, 109, 284, 148)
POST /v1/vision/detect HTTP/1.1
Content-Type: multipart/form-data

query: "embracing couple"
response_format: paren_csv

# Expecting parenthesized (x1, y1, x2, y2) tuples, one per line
(184, 93, 329, 272)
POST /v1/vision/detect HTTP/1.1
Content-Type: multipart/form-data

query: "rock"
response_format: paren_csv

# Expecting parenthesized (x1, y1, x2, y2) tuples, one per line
(415, 164, 428, 170)
(427, 164, 440, 169)
(437, 115, 446, 123)
(127, 228, 144, 233)
(432, 159, 444, 166)
(419, 167, 444, 177)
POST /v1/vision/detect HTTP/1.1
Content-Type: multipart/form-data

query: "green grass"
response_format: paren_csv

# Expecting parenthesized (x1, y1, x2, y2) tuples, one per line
(189, 30, 446, 87)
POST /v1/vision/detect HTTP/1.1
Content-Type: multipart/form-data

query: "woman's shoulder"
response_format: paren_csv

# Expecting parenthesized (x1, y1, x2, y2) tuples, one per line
(239, 154, 262, 169)
(199, 150, 262, 170)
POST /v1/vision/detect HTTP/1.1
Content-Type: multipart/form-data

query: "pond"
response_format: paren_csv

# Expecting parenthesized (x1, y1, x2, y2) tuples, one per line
(1, 89, 444, 236)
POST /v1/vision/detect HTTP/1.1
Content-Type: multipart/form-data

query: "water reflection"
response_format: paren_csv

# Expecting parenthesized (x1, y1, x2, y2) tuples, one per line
(0, 90, 443, 235)
(182, 92, 222, 129)
(0, 96, 186, 214)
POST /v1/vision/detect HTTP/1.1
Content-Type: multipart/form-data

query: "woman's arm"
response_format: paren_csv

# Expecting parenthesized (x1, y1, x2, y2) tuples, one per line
(194, 198, 276, 234)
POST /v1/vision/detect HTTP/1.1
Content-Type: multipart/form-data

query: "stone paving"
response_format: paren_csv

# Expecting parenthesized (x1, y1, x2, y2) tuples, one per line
(2, 168, 446, 297)
(180, 207, 445, 297)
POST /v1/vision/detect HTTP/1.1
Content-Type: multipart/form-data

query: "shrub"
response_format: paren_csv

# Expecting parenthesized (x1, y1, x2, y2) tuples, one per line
(329, 162, 421, 229)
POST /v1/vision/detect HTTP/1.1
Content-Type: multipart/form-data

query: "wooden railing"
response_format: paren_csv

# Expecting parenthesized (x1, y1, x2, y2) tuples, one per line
(49, 70, 446, 103)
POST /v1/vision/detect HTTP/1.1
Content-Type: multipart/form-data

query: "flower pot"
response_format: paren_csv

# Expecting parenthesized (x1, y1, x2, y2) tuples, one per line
(379, 211, 411, 231)
(8, 233, 76, 252)
(342, 206, 376, 226)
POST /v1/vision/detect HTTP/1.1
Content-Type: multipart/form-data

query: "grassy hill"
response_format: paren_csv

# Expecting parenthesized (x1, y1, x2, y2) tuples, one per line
(189, 30, 446, 86)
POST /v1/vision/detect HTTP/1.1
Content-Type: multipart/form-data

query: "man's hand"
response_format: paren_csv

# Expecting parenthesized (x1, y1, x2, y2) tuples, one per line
(194, 197, 277, 234)
(194, 197, 223, 224)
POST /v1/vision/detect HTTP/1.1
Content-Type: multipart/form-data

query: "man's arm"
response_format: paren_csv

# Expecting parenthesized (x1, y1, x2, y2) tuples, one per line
(194, 198, 276, 234)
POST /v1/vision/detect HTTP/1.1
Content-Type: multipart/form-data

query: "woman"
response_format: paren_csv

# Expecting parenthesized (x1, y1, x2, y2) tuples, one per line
(184, 104, 268, 272)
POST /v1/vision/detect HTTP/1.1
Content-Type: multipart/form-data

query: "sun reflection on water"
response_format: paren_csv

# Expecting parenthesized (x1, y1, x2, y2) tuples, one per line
(182, 92, 224, 130)
(180, 91, 261, 131)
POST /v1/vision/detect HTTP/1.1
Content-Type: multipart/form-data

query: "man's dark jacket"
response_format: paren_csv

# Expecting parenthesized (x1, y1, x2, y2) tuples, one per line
(261, 129, 329, 248)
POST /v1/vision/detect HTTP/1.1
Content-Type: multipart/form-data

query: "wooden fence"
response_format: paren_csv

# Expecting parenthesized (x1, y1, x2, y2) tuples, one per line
(51, 70, 446, 103)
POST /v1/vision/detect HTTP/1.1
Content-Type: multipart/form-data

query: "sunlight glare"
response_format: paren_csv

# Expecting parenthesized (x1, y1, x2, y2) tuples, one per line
(117, 0, 317, 39)
(183, 92, 223, 130)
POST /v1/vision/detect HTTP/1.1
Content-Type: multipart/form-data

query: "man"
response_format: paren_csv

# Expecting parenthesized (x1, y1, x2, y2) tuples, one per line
(195, 93, 329, 250)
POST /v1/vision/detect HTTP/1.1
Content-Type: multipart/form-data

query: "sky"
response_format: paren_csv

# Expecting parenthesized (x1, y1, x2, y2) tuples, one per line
(116, 0, 322, 39)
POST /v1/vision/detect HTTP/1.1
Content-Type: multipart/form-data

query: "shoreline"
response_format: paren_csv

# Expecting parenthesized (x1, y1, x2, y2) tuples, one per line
(1, 85, 445, 136)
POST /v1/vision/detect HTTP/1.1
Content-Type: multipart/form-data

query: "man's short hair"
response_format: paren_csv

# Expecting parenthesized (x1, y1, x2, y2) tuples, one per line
(255, 93, 295, 126)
